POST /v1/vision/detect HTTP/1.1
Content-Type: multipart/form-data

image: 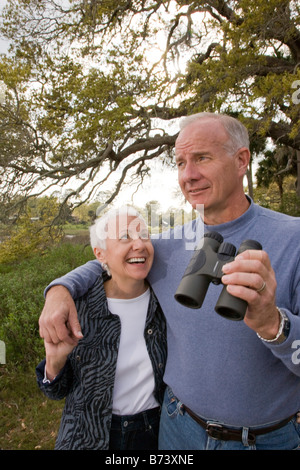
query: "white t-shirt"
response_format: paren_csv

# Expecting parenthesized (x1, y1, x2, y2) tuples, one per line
(107, 288, 159, 415)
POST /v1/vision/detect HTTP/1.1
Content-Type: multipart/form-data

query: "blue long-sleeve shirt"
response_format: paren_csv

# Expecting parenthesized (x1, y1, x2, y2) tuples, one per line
(46, 198, 300, 427)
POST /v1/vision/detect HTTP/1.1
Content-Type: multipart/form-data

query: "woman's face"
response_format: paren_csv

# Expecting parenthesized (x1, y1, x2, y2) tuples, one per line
(94, 214, 154, 286)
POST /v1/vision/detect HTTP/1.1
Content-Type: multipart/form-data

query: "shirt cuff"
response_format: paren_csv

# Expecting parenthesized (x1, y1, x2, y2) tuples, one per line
(42, 364, 56, 384)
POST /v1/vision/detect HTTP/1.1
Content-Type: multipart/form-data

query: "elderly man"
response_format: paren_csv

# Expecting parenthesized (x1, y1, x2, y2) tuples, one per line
(39, 113, 300, 450)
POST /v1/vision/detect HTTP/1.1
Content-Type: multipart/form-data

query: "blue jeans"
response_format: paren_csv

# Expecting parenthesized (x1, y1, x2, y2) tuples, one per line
(109, 407, 160, 450)
(159, 387, 300, 450)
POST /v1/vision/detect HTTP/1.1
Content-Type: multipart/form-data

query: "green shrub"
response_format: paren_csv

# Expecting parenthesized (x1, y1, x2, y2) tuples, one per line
(0, 243, 94, 367)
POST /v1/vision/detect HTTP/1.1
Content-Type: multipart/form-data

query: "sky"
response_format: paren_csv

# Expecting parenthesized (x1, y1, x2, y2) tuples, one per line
(0, 1, 8, 55)
(0, 2, 251, 213)
(0, 1, 186, 212)
(113, 158, 185, 211)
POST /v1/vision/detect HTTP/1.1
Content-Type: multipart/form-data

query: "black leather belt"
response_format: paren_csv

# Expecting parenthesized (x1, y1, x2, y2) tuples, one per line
(183, 405, 294, 445)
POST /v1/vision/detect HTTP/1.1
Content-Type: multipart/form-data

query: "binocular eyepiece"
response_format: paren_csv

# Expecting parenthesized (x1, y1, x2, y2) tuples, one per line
(174, 231, 262, 321)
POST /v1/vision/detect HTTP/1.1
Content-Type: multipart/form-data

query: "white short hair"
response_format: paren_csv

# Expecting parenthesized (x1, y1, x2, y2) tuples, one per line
(180, 112, 249, 154)
(89, 205, 146, 250)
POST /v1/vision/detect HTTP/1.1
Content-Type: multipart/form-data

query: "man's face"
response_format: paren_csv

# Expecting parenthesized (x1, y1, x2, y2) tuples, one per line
(175, 119, 248, 222)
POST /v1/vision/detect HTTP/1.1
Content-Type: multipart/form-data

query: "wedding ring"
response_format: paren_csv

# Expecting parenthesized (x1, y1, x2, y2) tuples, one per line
(256, 281, 266, 293)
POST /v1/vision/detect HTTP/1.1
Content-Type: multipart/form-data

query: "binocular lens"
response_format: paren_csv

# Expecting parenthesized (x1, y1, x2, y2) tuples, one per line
(174, 231, 262, 320)
(174, 275, 210, 309)
(215, 286, 248, 321)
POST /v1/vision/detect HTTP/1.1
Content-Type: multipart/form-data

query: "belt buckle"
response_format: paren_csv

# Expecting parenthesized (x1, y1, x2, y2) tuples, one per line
(206, 422, 257, 445)
(206, 422, 224, 440)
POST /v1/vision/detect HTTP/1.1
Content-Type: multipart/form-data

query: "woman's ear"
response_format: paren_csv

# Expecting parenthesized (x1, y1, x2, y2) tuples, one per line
(94, 247, 106, 264)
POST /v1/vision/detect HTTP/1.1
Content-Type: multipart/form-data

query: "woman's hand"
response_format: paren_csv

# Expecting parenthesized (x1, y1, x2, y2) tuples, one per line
(44, 337, 78, 381)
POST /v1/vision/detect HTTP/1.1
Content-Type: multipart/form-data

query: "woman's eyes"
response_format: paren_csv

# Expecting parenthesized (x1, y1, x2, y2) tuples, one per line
(119, 231, 149, 241)
(140, 231, 150, 240)
(120, 232, 130, 240)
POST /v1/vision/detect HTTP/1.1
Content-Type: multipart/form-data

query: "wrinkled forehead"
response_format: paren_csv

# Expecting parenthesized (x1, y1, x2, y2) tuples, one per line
(175, 119, 230, 154)
(106, 214, 147, 238)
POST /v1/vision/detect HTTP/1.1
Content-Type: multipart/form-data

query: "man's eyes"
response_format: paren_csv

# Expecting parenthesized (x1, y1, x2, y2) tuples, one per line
(176, 160, 185, 168)
(176, 156, 209, 167)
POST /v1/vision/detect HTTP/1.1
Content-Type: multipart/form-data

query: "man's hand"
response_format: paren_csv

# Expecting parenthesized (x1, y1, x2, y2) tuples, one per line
(39, 285, 83, 345)
(222, 250, 280, 339)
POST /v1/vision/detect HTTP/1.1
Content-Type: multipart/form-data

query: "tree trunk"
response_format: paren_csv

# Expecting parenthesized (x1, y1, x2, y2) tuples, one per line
(297, 151, 300, 199)
(246, 163, 254, 200)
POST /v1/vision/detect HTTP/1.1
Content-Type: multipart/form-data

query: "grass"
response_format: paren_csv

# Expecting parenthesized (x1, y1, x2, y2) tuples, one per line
(0, 366, 64, 450)
(0, 241, 94, 451)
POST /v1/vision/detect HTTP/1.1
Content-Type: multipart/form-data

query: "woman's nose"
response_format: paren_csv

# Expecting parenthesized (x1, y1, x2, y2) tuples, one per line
(131, 236, 145, 249)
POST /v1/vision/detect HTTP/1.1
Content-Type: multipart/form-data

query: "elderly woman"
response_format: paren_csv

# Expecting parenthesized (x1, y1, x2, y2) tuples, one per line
(36, 206, 167, 450)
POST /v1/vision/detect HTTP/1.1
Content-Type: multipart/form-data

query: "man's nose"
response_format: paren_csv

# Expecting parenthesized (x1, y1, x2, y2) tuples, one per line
(181, 160, 201, 182)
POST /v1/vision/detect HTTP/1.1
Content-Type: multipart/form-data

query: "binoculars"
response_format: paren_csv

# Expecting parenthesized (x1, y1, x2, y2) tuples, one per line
(174, 231, 262, 321)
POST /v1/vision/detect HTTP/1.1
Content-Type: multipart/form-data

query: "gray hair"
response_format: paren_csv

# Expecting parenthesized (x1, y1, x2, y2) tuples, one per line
(90, 205, 147, 276)
(90, 205, 147, 250)
(179, 112, 249, 154)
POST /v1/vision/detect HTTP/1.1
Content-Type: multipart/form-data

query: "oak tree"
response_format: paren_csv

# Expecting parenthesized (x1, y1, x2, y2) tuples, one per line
(0, 0, 299, 219)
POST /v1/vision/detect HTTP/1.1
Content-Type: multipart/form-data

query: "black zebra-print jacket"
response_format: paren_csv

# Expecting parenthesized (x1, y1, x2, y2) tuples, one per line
(36, 273, 167, 450)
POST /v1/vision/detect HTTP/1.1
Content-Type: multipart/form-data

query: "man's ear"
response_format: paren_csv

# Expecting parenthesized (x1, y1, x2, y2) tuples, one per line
(236, 147, 250, 176)
(94, 247, 106, 264)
